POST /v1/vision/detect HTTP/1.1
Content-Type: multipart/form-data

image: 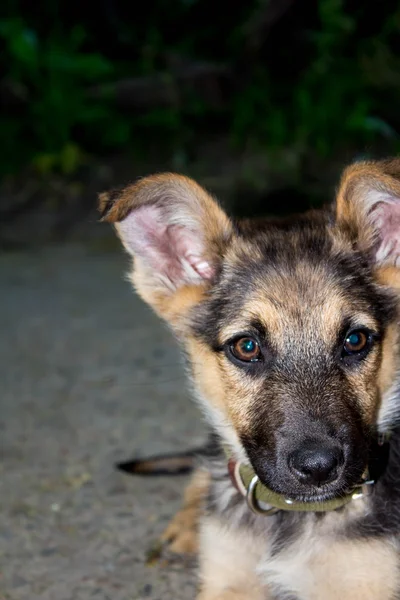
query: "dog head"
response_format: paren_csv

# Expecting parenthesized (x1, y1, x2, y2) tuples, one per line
(100, 161, 400, 502)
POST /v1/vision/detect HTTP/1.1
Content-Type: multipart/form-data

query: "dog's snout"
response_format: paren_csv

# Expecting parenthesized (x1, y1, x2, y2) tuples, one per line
(288, 442, 343, 486)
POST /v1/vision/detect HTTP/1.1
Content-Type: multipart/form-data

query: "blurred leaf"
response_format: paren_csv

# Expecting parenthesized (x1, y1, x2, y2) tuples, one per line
(32, 153, 57, 176)
(59, 143, 83, 175)
(0, 18, 39, 71)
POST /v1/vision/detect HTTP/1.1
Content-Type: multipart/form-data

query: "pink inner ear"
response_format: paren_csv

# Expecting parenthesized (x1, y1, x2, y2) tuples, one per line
(171, 225, 215, 279)
(117, 205, 214, 287)
(370, 199, 400, 266)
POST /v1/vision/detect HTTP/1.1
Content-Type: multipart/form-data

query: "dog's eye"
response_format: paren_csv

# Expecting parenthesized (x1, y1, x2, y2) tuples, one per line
(342, 330, 370, 356)
(230, 337, 261, 362)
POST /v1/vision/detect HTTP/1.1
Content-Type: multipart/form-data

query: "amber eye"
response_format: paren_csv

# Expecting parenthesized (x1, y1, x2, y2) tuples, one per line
(343, 330, 369, 355)
(230, 337, 261, 362)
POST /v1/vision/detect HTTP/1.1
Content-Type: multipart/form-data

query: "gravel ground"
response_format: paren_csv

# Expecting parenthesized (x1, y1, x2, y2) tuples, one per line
(0, 236, 206, 600)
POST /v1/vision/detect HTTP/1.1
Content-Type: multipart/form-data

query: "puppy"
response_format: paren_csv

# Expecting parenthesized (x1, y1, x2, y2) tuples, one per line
(99, 158, 400, 599)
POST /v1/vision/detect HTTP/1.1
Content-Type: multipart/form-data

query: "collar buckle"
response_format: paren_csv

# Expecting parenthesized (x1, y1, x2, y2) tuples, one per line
(246, 474, 280, 516)
(352, 478, 375, 501)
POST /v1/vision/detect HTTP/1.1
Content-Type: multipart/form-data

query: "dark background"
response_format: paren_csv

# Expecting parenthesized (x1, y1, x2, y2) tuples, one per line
(2, 0, 400, 244)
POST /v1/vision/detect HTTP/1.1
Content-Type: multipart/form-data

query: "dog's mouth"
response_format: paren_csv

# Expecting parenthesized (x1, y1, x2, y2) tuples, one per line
(245, 432, 374, 504)
(252, 459, 370, 504)
(254, 477, 371, 506)
(277, 479, 368, 504)
(261, 479, 360, 503)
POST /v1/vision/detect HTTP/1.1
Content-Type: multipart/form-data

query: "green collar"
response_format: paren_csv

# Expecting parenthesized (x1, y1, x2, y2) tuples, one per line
(225, 433, 392, 515)
(228, 458, 372, 515)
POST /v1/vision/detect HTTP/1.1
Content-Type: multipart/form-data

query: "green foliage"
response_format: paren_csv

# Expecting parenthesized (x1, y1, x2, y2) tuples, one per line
(1, 1, 400, 177)
(0, 18, 126, 174)
(231, 0, 399, 158)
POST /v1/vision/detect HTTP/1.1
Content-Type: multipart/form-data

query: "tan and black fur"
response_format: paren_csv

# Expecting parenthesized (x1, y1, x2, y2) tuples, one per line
(99, 159, 400, 599)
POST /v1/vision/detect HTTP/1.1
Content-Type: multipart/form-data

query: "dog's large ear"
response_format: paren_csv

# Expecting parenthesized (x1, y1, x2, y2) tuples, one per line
(335, 159, 400, 287)
(99, 173, 233, 322)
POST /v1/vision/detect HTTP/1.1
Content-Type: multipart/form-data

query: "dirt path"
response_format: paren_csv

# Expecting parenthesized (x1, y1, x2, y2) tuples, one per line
(0, 238, 206, 599)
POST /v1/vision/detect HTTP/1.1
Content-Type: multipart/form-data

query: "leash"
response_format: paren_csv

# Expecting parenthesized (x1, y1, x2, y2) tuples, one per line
(225, 434, 391, 516)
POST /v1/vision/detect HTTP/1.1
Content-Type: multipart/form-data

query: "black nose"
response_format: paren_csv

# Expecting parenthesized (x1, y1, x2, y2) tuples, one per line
(288, 443, 343, 486)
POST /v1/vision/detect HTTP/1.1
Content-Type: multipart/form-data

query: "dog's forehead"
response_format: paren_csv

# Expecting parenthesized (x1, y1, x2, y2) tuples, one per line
(220, 265, 374, 343)
(214, 223, 383, 341)
(193, 219, 396, 350)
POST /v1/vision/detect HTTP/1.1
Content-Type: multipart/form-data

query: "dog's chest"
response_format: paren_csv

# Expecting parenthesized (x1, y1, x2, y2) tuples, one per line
(256, 511, 400, 600)
(258, 530, 325, 600)
(208, 461, 400, 598)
